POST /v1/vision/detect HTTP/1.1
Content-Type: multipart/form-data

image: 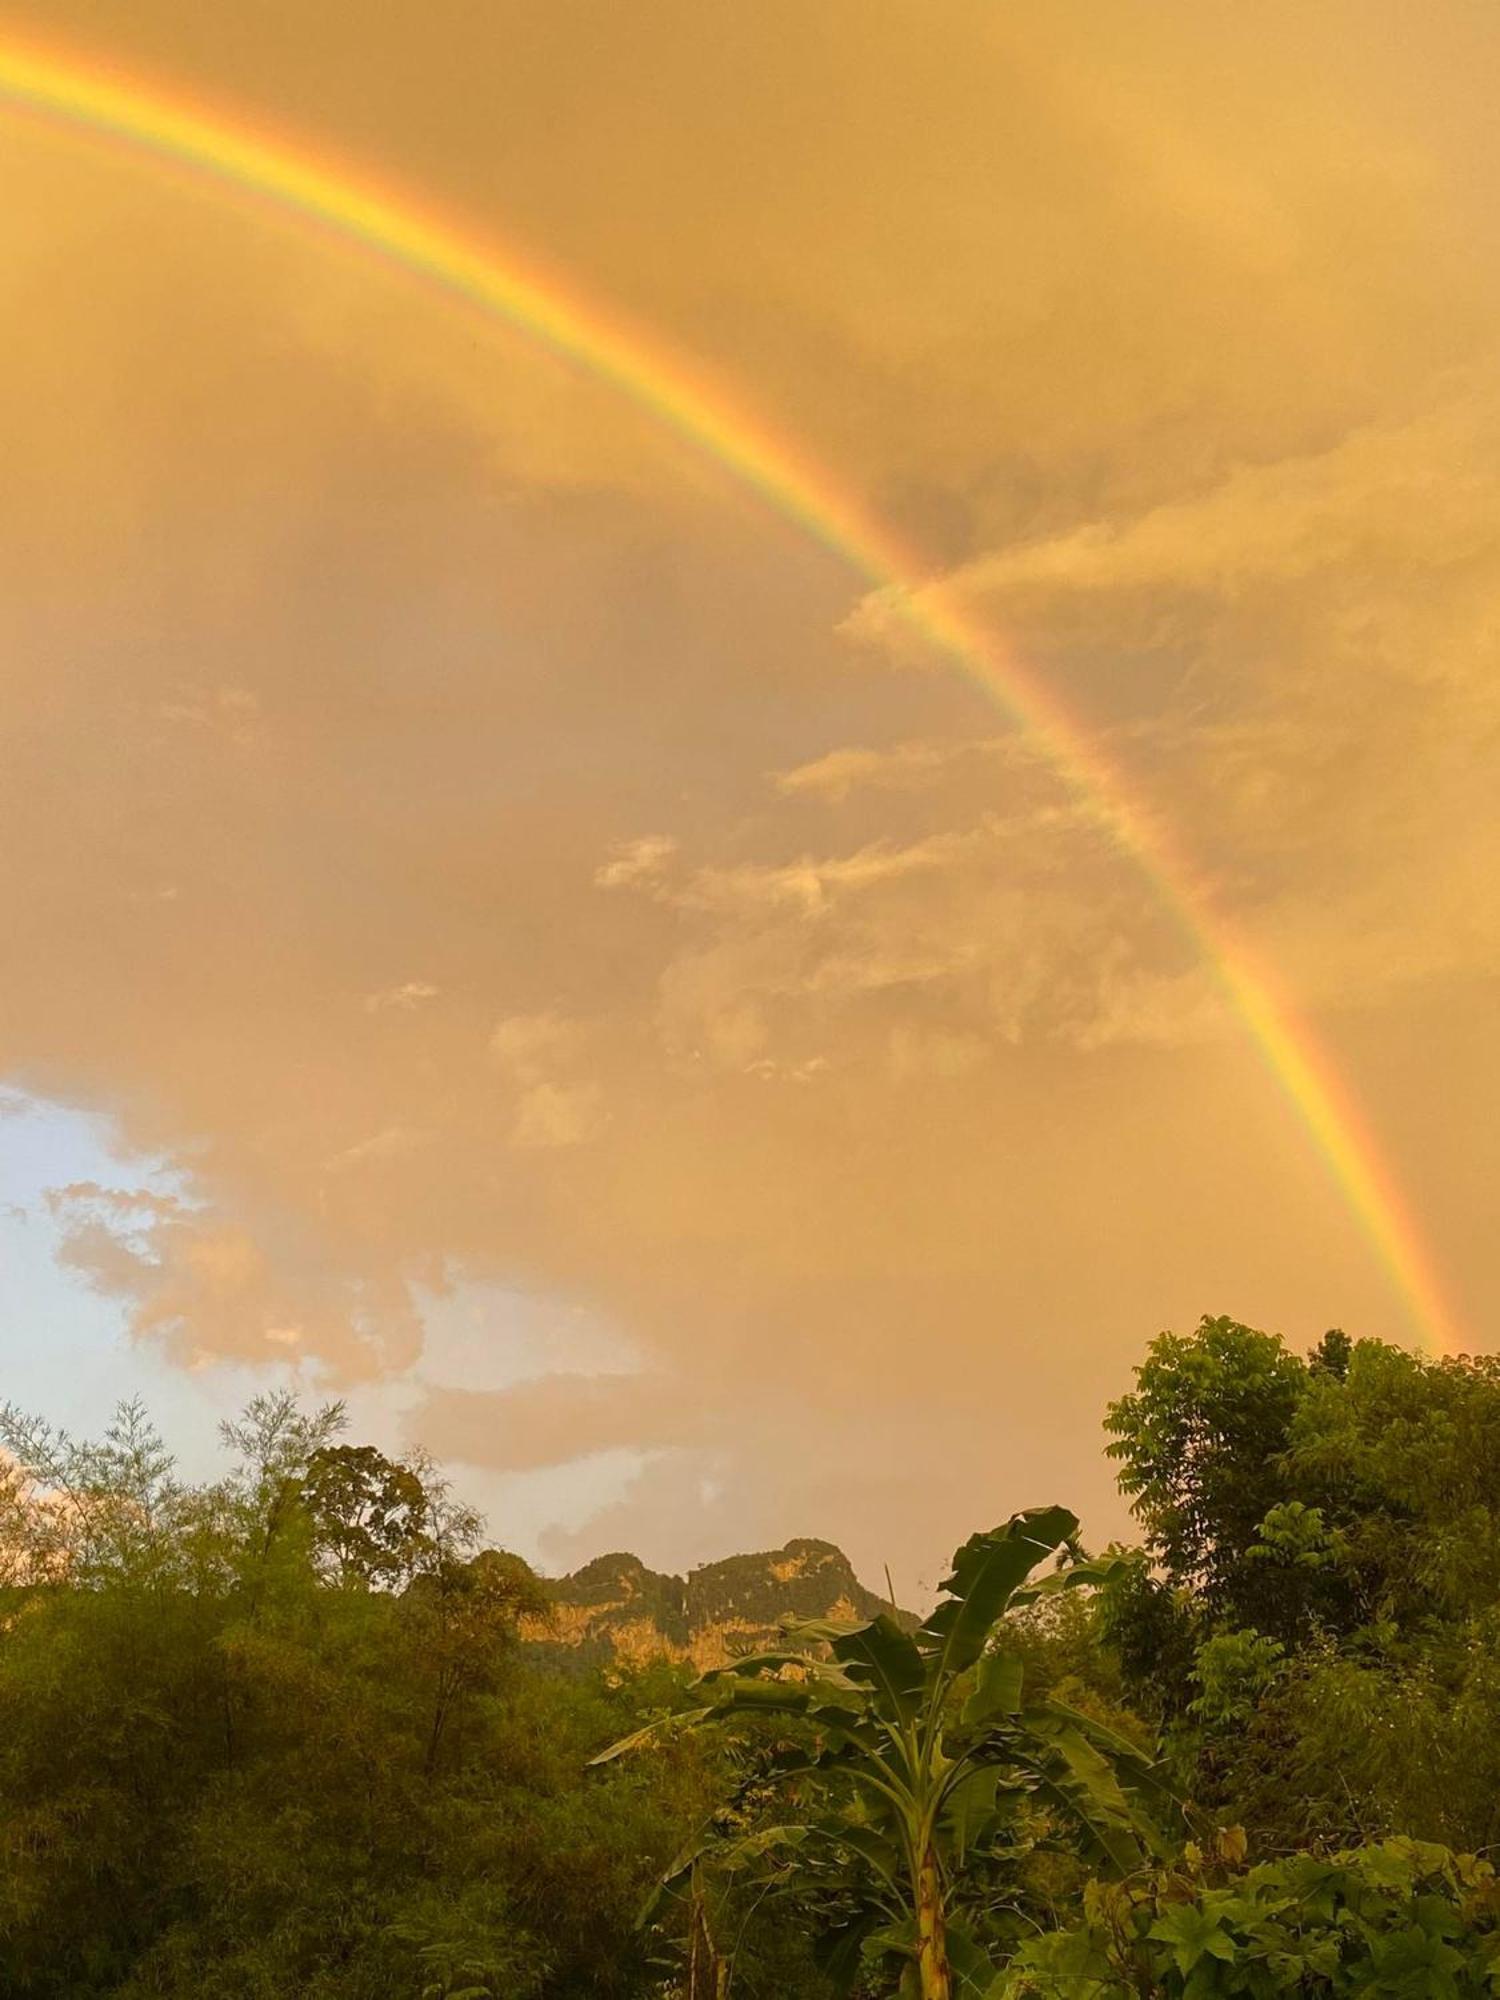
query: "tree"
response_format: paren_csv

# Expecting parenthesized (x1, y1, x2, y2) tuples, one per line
(595, 1508, 1170, 2000)
(1104, 1317, 1307, 1626)
(1098, 1320, 1500, 1854)
(0, 1394, 714, 2000)
(301, 1442, 433, 1589)
(403, 1547, 553, 1777)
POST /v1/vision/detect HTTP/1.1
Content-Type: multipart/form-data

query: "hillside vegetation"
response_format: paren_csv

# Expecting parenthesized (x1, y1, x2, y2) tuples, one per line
(4, 1316, 1500, 1997)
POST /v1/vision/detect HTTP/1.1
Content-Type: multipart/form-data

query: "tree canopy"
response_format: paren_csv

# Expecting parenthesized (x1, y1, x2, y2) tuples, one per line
(5, 1315, 1500, 1996)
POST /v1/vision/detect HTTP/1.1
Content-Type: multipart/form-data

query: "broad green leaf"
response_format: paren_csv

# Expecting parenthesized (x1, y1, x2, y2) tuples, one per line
(780, 1614, 867, 1645)
(712, 1822, 814, 1872)
(1148, 1905, 1237, 1976)
(1040, 1700, 1175, 1841)
(962, 1648, 1024, 1724)
(942, 1764, 1000, 1858)
(831, 1613, 928, 1723)
(1042, 1698, 1153, 1768)
(817, 1918, 881, 1986)
(921, 1508, 1079, 1681)
(782, 1611, 927, 1723)
(702, 1673, 875, 1743)
(1029, 1777, 1143, 1877)
(587, 1706, 711, 1764)
(945, 1920, 999, 1995)
(699, 1649, 858, 1687)
(1010, 1550, 1132, 1609)
(703, 1678, 818, 1717)
(833, 1820, 904, 1889)
(1034, 1717, 1136, 1822)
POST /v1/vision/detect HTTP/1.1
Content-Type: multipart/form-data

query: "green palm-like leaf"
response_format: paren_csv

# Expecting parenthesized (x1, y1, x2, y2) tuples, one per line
(1009, 1549, 1131, 1610)
(585, 1706, 712, 1765)
(941, 1765, 1001, 1859)
(946, 1921, 1004, 1996)
(701, 1648, 859, 1686)
(920, 1507, 1079, 1682)
(832, 1820, 906, 1891)
(778, 1611, 929, 1725)
(962, 1648, 1024, 1725)
(699, 1671, 878, 1745)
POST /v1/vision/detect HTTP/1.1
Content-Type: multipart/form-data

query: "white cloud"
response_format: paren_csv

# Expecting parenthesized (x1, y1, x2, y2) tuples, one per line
(364, 981, 440, 1013)
(594, 834, 678, 890)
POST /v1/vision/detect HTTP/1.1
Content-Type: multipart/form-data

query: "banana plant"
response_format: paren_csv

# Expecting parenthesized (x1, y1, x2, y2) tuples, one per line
(593, 1507, 1171, 2000)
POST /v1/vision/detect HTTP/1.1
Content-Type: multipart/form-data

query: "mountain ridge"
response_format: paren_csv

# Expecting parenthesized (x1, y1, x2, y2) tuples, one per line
(523, 1535, 903, 1671)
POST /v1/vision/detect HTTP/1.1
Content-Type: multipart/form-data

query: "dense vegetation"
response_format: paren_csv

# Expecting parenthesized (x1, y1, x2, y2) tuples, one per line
(4, 1317, 1500, 1996)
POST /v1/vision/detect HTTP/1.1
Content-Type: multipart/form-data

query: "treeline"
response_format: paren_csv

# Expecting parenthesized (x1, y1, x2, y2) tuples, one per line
(0, 1396, 721, 1997)
(3, 1318, 1500, 1996)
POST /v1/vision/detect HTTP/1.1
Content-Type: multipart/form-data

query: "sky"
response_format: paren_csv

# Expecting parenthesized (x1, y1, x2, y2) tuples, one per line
(2, 1, 1499, 1599)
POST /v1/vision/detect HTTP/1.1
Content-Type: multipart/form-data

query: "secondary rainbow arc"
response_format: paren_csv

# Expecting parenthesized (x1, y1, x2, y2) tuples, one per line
(0, 33, 1464, 1354)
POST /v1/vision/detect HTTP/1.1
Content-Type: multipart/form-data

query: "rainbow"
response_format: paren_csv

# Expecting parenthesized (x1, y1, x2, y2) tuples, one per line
(0, 32, 1464, 1354)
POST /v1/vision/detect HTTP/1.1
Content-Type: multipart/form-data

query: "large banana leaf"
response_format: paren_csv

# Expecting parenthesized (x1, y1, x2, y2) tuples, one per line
(700, 1649, 860, 1688)
(961, 1648, 1025, 1726)
(1009, 1548, 1131, 1609)
(946, 1921, 1005, 1997)
(833, 1819, 907, 1892)
(1021, 1714, 1157, 1876)
(1039, 1699, 1175, 1837)
(590, 1503, 1177, 1998)
(941, 1764, 1002, 1860)
(920, 1508, 1079, 1681)
(785, 1611, 928, 1724)
(586, 1706, 712, 1765)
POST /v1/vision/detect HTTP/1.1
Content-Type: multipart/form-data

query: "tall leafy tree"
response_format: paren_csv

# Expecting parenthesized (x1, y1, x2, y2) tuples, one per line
(301, 1442, 434, 1589)
(1104, 1316, 1308, 1624)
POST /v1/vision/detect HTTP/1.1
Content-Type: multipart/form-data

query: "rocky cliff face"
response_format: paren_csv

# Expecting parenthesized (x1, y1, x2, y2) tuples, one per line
(523, 1537, 898, 1671)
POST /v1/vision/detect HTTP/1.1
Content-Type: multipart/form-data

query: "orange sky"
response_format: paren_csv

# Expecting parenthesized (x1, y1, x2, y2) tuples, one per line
(2, 1, 1499, 1594)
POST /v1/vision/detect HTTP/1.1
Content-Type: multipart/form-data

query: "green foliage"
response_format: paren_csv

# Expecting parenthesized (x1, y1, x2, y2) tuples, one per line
(8, 1313, 1500, 1998)
(0, 1397, 715, 2000)
(1100, 1318, 1500, 1858)
(996, 1838, 1500, 1998)
(1188, 1630, 1285, 1728)
(598, 1509, 1171, 2000)
(1107, 1319, 1500, 1659)
(1104, 1315, 1308, 1627)
(301, 1442, 435, 1588)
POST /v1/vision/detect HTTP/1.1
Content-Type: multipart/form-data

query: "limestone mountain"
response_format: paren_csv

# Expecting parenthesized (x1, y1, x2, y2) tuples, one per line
(524, 1536, 902, 1671)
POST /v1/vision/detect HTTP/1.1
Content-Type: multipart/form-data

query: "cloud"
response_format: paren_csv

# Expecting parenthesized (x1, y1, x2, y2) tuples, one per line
(593, 835, 678, 889)
(415, 1371, 693, 1472)
(365, 981, 440, 1013)
(489, 1013, 583, 1084)
(844, 382, 1500, 1022)
(5, 0, 1500, 1593)
(157, 684, 263, 747)
(44, 1184, 424, 1382)
(323, 1126, 431, 1173)
(488, 1015, 606, 1146)
(773, 737, 1018, 803)
(857, 390, 1500, 649)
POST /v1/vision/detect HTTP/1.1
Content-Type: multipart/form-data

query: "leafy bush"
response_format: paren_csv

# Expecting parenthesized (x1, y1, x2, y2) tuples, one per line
(997, 1838, 1500, 1998)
